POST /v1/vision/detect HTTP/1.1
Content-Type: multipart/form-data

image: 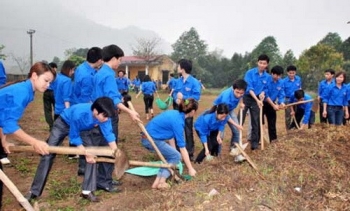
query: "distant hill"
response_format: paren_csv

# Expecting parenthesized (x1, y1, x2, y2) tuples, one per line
(0, 1, 172, 74)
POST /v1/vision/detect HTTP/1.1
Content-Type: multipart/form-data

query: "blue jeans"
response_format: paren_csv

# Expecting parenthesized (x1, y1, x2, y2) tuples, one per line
(141, 138, 181, 179)
(327, 105, 344, 125)
(228, 110, 239, 147)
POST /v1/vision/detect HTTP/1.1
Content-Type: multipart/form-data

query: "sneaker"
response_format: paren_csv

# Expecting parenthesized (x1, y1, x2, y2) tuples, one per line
(234, 154, 246, 163)
(0, 157, 10, 165)
(68, 155, 79, 160)
(229, 148, 239, 157)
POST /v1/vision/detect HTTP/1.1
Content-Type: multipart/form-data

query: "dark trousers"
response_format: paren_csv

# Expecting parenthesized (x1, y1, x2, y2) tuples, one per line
(242, 95, 261, 149)
(263, 102, 277, 141)
(0, 163, 2, 209)
(319, 99, 328, 123)
(195, 130, 220, 163)
(0, 138, 6, 159)
(289, 108, 315, 129)
(184, 117, 195, 158)
(143, 94, 154, 113)
(43, 89, 55, 130)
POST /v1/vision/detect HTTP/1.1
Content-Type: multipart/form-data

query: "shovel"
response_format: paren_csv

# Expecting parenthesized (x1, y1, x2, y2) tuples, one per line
(127, 101, 184, 182)
(229, 108, 248, 157)
(9, 145, 129, 179)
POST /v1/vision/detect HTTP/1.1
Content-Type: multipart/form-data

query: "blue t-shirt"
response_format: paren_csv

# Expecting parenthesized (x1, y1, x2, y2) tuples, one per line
(194, 111, 229, 143)
(0, 80, 34, 134)
(92, 64, 122, 107)
(116, 77, 129, 92)
(145, 110, 186, 148)
(71, 61, 96, 104)
(60, 103, 115, 146)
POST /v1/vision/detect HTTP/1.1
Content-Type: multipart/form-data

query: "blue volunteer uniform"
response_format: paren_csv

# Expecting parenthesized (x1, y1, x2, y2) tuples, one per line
(173, 75, 201, 101)
(52, 73, 72, 115)
(289, 93, 314, 126)
(265, 76, 285, 104)
(213, 87, 241, 147)
(71, 61, 96, 104)
(28, 103, 116, 198)
(141, 110, 184, 178)
(283, 75, 302, 98)
(116, 77, 129, 93)
(141, 81, 157, 95)
(322, 83, 348, 125)
(0, 80, 33, 134)
(243, 67, 269, 150)
(0, 61, 6, 86)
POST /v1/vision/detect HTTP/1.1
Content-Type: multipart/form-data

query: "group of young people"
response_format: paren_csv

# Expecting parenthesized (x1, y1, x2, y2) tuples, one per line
(0, 48, 348, 208)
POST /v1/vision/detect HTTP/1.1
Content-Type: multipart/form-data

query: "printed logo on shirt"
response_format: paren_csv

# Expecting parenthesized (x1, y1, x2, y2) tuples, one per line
(277, 87, 281, 90)
(185, 87, 192, 92)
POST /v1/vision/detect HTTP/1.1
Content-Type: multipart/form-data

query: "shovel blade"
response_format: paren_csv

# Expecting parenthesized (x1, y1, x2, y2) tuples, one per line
(113, 149, 130, 180)
(229, 142, 248, 157)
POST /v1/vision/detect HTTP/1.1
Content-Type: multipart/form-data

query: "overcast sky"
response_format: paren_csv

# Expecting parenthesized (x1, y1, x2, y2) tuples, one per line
(58, 0, 350, 57)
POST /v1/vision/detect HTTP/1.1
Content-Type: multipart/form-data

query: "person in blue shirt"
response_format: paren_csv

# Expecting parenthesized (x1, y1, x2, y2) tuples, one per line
(171, 59, 201, 161)
(132, 76, 141, 94)
(213, 79, 246, 161)
(194, 103, 241, 164)
(52, 60, 75, 119)
(116, 70, 129, 95)
(71, 47, 103, 105)
(0, 62, 56, 209)
(25, 97, 118, 202)
(282, 65, 302, 130)
(136, 75, 157, 120)
(322, 71, 349, 126)
(289, 90, 315, 129)
(0, 60, 7, 87)
(242, 54, 270, 150)
(92, 44, 140, 192)
(0, 61, 9, 165)
(318, 69, 335, 123)
(166, 73, 176, 94)
(70, 47, 103, 176)
(43, 62, 57, 131)
(141, 98, 198, 189)
(264, 65, 285, 142)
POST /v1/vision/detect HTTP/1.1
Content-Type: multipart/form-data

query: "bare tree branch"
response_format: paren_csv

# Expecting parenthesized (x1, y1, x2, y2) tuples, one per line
(131, 37, 161, 61)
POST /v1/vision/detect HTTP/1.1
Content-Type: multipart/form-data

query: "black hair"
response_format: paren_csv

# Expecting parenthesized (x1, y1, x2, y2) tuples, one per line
(258, 54, 270, 63)
(91, 97, 115, 118)
(178, 98, 198, 114)
(286, 65, 297, 72)
(170, 73, 174, 77)
(325, 69, 335, 75)
(232, 79, 247, 91)
(334, 71, 347, 84)
(178, 59, 192, 74)
(87, 47, 102, 63)
(271, 65, 284, 75)
(102, 44, 124, 62)
(143, 75, 151, 82)
(294, 90, 304, 100)
(118, 70, 125, 75)
(60, 60, 76, 77)
(48, 62, 57, 69)
(206, 103, 229, 115)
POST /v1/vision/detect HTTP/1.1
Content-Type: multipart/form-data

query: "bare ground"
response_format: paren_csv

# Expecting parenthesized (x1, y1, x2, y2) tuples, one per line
(2, 92, 350, 211)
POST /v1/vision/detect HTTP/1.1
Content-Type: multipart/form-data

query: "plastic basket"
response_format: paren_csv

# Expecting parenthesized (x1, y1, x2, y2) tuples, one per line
(156, 96, 173, 110)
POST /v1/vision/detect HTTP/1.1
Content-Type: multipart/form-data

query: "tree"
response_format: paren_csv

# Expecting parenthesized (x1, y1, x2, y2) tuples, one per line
(318, 32, 342, 52)
(340, 36, 350, 61)
(52, 56, 61, 65)
(64, 48, 88, 66)
(281, 49, 297, 69)
(9, 53, 30, 75)
(171, 27, 208, 62)
(132, 37, 161, 59)
(297, 44, 344, 90)
(0, 45, 6, 60)
(249, 36, 282, 69)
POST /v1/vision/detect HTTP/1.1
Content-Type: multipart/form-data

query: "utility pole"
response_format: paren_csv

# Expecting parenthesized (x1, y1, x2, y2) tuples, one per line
(27, 29, 35, 66)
